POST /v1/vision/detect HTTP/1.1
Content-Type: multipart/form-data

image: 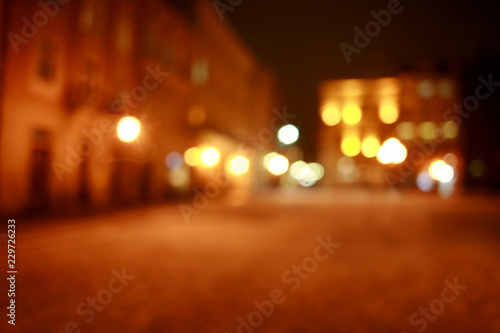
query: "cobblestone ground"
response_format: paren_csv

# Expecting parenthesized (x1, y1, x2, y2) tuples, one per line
(4, 189, 500, 333)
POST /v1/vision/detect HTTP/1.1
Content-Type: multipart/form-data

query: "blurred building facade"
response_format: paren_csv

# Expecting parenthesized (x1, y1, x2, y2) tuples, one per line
(317, 73, 462, 191)
(0, 0, 280, 215)
(461, 51, 500, 189)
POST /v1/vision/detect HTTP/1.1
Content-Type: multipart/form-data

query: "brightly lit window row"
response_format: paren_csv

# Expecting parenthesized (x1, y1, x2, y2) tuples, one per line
(396, 121, 459, 141)
(341, 136, 407, 164)
(321, 103, 399, 126)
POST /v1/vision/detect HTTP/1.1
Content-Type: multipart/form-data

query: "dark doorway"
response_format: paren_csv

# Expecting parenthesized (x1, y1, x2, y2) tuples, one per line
(28, 130, 51, 213)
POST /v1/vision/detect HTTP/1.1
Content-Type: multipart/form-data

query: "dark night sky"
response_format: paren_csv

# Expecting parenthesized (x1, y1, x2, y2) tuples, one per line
(225, 0, 500, 156)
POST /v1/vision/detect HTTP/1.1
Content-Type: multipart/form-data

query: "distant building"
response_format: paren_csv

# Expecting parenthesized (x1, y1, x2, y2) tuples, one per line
(461, 51, 500, 189)
(0, 0, 280, 215)
(317, 73, 462, 191)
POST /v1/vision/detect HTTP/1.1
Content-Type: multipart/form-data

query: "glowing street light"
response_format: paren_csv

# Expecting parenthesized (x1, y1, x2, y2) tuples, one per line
(376, 138, 407, 164)
(429, 160, 455, 183)
(277, 124, 299, 145)
(184, 147, 201, 167)
(200, 147, 220, 167)
(227, 155, 250, 175)
(117, 116, 141, 142)
(266, 154, 289, 176)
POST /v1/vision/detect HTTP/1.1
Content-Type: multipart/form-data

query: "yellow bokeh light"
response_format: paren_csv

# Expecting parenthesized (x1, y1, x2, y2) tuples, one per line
(267, 154, 289, 176)
(396, 122, 416, 140)
(428, 160, 446, 180)
(184, 147, 201, 167)
(341, 136, 361, 157)
(419, 122, 438, 140)
(263, 152, 279, 169)
(436, 164, 454, 183)
(379, 104, 399, 124)
(342, 105, 362, 125)
(361, 137, 380, 158)
(442, 121, 459, 139)
(117, 116, 141, 142)
(290, 161, 308, 180)
(227, 155, 249, 175)
(321, 106, 341, 126)
(200, 147, 220, 167)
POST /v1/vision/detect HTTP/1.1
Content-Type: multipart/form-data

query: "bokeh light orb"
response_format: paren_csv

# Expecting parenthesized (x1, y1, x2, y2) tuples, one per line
(263, 152, 279, 169)
(200, 147, 220, 167)
(435, 164, 454, 183)
(361, 137, 380, 158)
(228, 156, 250, 175)
(341, 136, 361, 157)
(469, 159, 485, 177)
(267, 154, 289, 176)
(117, 116, 141, 142)
(166, 152, 184, 170)
(379, 105, 399, 124)
(184, 147, 201, 167)
(376, 138, 407, 164)
(277, 125, 299, 145)
(321, 106, 341, 126)
(416, 171, 435, 192)
(290, 161, 308, 180)
(428, 160, 446, 180)
(342, 105, 362, 125)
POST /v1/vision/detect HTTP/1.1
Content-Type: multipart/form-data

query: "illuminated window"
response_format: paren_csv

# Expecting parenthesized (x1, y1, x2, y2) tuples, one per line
(418, 80, 435, 99)
(361, 137, 380, 158)
(378, 104, 399, 124)
(341, 136, 361, 157)
(442, 121, 459, 139)
(438, 79, 454, 98)
(79, 0, 95, 33)
(342, 105, 362, 125)
(321, 106, 341, 126)
(37, 40, 56, 81)
(396, 122, 416, 140)
(419, 122, 438, 140)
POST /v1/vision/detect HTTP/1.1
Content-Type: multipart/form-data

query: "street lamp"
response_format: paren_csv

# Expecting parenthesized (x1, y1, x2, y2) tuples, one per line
(277, 124, 299, 145)
(117, 116, 141, 142)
